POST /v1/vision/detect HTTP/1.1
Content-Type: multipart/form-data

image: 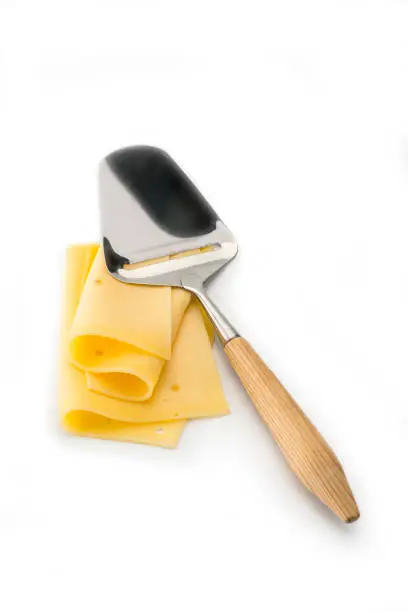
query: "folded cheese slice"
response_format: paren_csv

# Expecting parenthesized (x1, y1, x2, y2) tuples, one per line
(60, 244, 184, 448)
(60, 244, 229, 448)
(68, 249, 191, 401)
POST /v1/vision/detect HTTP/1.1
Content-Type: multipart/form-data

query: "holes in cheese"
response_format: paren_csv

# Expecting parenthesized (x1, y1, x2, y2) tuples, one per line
(60, 244, 186, 448)
(68, 249, 190, 401)
(59, 244, 229, 448)
(73, 334, 163, 401)
(63, 405, 185, 448)
(69, 249, 175, 360)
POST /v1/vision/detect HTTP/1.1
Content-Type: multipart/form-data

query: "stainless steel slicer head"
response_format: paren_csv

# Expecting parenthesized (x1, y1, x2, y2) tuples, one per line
(99, 146, 238, 291)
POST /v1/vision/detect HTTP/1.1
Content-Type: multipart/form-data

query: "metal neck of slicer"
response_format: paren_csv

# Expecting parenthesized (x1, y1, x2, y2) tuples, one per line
(181, 276, 238, 345)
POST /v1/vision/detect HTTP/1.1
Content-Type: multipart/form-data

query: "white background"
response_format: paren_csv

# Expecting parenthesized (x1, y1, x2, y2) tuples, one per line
(1, 1, 408, 610)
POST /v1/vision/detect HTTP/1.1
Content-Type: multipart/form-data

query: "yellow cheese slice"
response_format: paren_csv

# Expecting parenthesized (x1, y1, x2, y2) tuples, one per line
(74, 300, 229, 424)
(60, 244, 229, 447)
(60, 244, 185, 448)
(69, 249, 174, 359)
(68, 249, 190, 401)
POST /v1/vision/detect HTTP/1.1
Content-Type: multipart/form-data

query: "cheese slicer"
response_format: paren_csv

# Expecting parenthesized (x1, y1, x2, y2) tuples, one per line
(99, 145, 359, 523)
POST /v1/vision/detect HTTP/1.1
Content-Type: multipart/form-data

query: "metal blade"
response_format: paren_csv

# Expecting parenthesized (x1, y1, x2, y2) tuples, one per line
(99, 146, 238, 288)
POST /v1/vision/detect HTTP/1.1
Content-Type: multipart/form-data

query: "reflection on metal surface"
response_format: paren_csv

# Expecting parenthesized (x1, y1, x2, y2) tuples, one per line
(100, 146, 238, 343)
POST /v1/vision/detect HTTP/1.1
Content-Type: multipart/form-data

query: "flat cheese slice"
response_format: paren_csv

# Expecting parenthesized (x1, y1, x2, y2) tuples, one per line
(60, 244, 185, 448)
(68, 249, 191, 401)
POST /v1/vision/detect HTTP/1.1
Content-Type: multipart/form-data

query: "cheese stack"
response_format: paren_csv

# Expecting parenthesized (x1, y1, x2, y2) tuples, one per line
(59, 244, 229, 448)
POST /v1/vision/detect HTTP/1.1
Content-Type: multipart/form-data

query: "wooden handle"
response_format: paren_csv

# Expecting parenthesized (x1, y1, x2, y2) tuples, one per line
(225, 337, 359, 522)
